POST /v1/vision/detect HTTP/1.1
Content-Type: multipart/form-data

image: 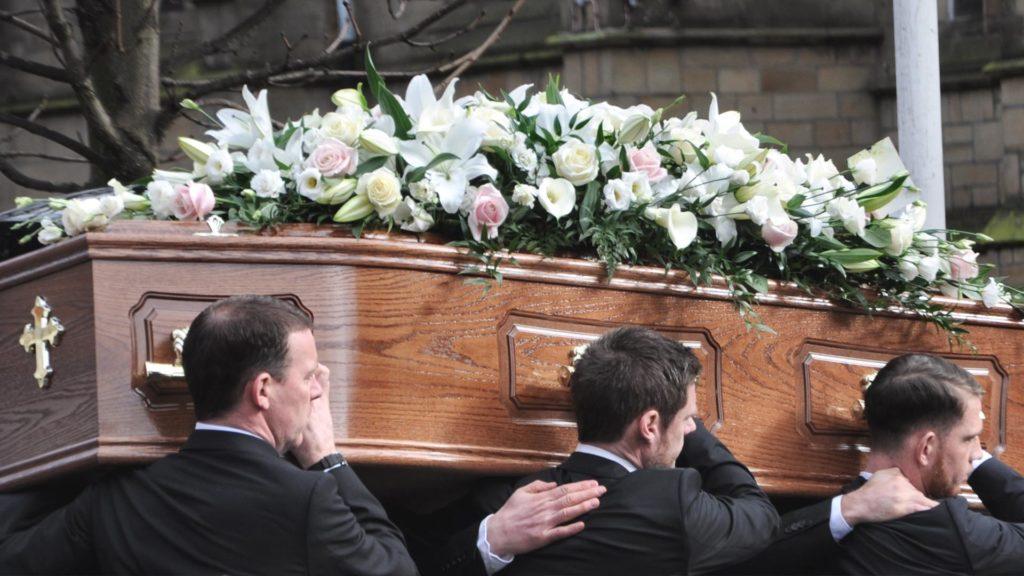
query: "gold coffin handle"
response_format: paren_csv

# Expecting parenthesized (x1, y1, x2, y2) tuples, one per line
(145, 327, 188, 382)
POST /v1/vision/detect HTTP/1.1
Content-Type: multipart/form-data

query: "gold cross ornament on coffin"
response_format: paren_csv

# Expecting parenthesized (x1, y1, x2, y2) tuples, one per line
(18, 296, 64, 389)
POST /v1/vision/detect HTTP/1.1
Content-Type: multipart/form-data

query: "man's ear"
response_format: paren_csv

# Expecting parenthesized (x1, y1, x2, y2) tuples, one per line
(915, 430, 939, 467)
(637, 409, 661, 445)
(249, 372, 274, 412)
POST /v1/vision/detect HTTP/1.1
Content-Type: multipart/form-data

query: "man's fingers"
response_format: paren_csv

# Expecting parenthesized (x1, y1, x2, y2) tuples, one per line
(522, 480, 558, 494)
(556, 485, 606, 510)
(542, 520, 585, 543)
(554, 497, 600, 524)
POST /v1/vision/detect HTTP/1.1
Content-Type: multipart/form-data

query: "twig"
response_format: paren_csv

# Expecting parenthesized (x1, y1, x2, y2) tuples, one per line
(0, 9, 55, 44)
(438, 0, 527, 91)
(344, 0, 363, 46)
(162, 0, 472, 103)
(403, 10, 485, 49)
(162, 0, 285, 68)
(0, 112, 106, 165)
(0, 157, 86, 193)
(0, 151, 91, 163)
(0, 50, 70, 82)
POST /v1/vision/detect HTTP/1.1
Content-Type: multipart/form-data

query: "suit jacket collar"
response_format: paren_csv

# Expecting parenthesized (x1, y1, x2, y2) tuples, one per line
(843, 475, 868, 494)
(560, 451, 632, 479)
(181, 429, 281, 460)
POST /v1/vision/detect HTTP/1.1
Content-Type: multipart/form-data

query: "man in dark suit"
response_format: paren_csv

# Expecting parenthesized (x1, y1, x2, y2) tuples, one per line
(0, 296, 602, 575)
(740, 353, 1024, 574)
(441, 326, 780, 576)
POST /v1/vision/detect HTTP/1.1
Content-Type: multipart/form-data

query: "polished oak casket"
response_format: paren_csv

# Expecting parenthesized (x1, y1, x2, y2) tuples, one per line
(1, 221, 1022, 505)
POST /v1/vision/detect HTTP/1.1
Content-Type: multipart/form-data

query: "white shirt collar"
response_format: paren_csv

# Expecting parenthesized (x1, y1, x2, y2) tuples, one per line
(575, 444, 638, 473)
(195, 422, 267, 443)
(860, 471, 873, 480)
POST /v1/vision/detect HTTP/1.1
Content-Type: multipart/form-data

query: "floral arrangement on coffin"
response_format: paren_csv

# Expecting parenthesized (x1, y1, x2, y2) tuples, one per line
(15, 52, 1023, 339)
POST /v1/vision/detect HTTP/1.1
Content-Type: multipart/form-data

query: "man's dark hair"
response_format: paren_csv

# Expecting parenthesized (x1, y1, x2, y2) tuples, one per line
(864, 353, 983, 452)
(569, 327, 701, 443)
(182, 295, 313, 421)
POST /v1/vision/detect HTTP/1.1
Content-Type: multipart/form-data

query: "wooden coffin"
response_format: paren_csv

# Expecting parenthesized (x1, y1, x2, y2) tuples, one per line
(1, 221, 1022, 505)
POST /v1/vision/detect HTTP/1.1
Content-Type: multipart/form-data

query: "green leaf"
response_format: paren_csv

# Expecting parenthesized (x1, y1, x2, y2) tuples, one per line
(746, 274, 769, 294)
(545, 74, 563, 105)
(856, 173, 909, 212)
(406, 152, 459, 183)
(734, 250, 757, 264)
(579, 181, 601, 234)
(861, 225, 891, 248)
(354, 155, 389, 177)
(786, 194, 806, 210)
(365, 47, 413, 139)
(692, 144, 711, 170)
(819, 248, 884, 266)
(755, 133, 789, 154)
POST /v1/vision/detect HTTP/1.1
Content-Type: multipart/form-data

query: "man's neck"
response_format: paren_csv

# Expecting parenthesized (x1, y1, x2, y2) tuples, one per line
(864, 451, 925, 492)
(586, 440, 644, 470)
(204, 414, 279, 453)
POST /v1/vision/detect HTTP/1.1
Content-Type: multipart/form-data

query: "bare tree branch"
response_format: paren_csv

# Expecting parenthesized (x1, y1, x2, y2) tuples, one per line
(438, 0, 527, 90)
(0, 151, 91, 163)
(163, 0, 286, 68)
(0, 157, 86, 192)
(162, 0, 473, 103)
(0, 112, 106, 165)
(0, 50, 71, 82)
(39, 0, 125, 153)
(404, 10, 485, 49)
(343, 0, 363, 47)
(0, 9, 55, 44)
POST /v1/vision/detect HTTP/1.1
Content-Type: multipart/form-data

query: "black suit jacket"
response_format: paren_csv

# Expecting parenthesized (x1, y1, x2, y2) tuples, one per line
(735, 458, 1024, 575)
(440, 419, 778, 576)
(0, 430, 418, 575)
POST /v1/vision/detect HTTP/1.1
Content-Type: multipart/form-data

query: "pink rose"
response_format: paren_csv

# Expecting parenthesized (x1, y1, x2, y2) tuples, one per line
(173, 182, 216, 221)
(948, 248, 979, 281)
(468, 183, 509, 241)
(309, 137, 358, 177)
(762, 217, 798, 253)
(628, 142, 667, 183)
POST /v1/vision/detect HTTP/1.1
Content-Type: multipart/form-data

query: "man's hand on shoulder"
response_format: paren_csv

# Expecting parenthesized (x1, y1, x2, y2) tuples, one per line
(292, 363, 336, 469)
(841, 467, 938, 526)
(486, 480, 606, 557)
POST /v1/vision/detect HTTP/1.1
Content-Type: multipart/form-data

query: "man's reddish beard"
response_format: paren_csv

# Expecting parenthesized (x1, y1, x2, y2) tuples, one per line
(922, 440, 960, 499)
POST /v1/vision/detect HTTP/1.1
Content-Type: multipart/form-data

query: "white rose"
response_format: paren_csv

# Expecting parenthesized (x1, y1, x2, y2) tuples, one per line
(321, 110, 365, 146)
(251, 169, 286, 198)
(898, 258, 919, 282)
(358, 167, 402, 217)
(982, 278, 1004, 308)
(537, 177, 576, 219)
(204, 148, 234, 184)
(512, 183, 537, 208)
(99, 194, 124, 219)
(851, 157, 878, 186)
(883, 218, 915, 256)
(297, 167, 324, 201)
(917, 255, 941, 282)
(61, 198, 108, 236)
(146, 180, 178, 219)
(552, 140, 599, 186)
(37, 218, 64, 245)
(826, 197, 867, 237)
(603, 179, 633, 212)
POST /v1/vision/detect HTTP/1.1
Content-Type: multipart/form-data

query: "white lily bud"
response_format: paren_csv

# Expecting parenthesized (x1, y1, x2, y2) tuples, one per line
(331, 87, 367, 111)
(178, 137, 213, 164)
(358, 128, 398, 156)
(618, 113, 651, 145)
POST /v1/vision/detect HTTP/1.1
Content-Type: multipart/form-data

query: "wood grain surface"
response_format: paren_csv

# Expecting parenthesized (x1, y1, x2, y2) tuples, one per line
(1, 221, 1021, 505)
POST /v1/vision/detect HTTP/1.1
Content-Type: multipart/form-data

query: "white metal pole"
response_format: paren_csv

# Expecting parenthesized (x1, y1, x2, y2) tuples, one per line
(893, 0, 946, 230)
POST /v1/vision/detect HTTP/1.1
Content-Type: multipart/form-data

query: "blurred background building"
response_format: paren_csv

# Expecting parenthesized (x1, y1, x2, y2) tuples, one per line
(4, 0, 1024, 282)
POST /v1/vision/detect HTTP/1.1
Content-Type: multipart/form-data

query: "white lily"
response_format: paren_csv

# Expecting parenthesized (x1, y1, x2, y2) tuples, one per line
(401, 74, 463, 135)
(398, 118, 497, 213)
(704, 93, 761, 169)
(207, 86, 272, 150)
(645, 204, 698, 250)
